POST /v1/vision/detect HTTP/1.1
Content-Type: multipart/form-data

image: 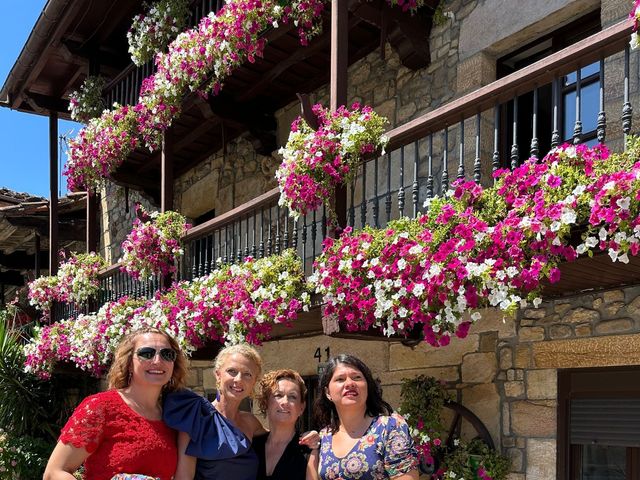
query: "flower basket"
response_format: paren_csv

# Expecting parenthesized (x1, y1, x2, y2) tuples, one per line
(276, 102, 388, 221)
(68, 76, 106, 123)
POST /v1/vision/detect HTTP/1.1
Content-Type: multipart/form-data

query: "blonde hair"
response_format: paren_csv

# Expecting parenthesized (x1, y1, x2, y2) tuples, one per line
(257, 369, 307, 415)
(214, 343, 263, 378)
(107, 327, 187, 392)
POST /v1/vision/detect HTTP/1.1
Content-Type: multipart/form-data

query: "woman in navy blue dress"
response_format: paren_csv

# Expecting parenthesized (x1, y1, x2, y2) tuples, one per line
(164, 344, 266, 480)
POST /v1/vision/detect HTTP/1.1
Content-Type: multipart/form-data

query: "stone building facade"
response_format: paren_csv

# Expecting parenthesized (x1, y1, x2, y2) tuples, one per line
(95, 0, 640, 477)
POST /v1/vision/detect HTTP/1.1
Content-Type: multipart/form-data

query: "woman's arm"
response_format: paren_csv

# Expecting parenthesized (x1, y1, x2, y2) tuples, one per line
(173, 431, 197, 480)
(305, 448, 320, 480)
(43, 442, 90, 480)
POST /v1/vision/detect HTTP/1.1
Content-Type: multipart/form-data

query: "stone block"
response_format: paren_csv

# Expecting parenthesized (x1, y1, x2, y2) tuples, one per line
(461, 383, 501, 443)
(564, 307, 600, 324)
(595, 318, 634, 334)
(499, 346, 513, 370)
(468, 308, 516, 338)
(504, 381, 525, 398)
(514, 345, 531, 369)
(202, 367, 217, 391)
(526, 369, 557, 400)
(455, 52, 496, 93)
(258, 336, 390, 377)
(389, 334, 479, 370)
(592, 298, 603, 309)
(603, 302, 626, 317)
(507, 448, 523, 472)
(186, 368, 200, 388)
(526, 439, 556, 479)
(511, 400, 556, 437)
(554, 303, 572, 315)
(503, 436, 515, 448)
(533, 334, 640, 368)
(377, 366, 460, 385)
(549, 324, 572, 339)
(575, 323, 592, 337)
(603, 289, 625, 303)
(627, 294, 640, 315)
(505, 475, 525, 480)
(523, 308, 546, 319)
(461, 352, 497, 383)
(518, 327, 545, 342)
(479, 331, 498, 352)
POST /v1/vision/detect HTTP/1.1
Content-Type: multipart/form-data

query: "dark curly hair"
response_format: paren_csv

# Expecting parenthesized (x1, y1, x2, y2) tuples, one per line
(313, 354, 392, 433)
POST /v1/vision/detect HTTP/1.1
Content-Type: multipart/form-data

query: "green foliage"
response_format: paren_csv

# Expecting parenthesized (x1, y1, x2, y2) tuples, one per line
(443, 439, 511, 480)
(399, 375, 450, 441)
(0, 429, 52, 479)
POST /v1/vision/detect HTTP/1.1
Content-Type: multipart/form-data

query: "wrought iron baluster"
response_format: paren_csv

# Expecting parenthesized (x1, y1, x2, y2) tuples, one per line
(510, 95, 519, 169)
(349, 178, 355, 228)
(321, 206, 327, 243)
(412, 140, 419, 217)
(457, 120, 465, 180)
(252, 211, 258, 258)
(427, 134, 434, 197)
(623, 45, 633, 148)
(398, 146, 405, 217)
(302, 214, 308, 276)
(291, 211, 297, 250)
(492, 105, 500, 179)
(283, 207, 289, 250)
(191, 239, 198, 278)
(259, 207, 265, 258)
(531, 88, 539, 159)
(373, 154, 380, 227)
(385, 153, 392, 223)
(597, 58, 606, 143)
(311, 210, 317, 262)
(360, 161, 367, 227)
(551, 78, 560, 148)
(216, 228, 222, 268)
(275, 206, 281, 255)
(267, 207, 273, 257)
(442, 127, 449, 193)
(223, 225, 229, 264)
(237, 220, 242, 263)
(245, 216, 250, 259)
(474, 113, 481, 183)
(573, 67, 582, 144)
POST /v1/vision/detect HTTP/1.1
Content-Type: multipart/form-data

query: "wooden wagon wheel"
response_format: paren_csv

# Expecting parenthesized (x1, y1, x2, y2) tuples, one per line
(419, 400, 495, 475)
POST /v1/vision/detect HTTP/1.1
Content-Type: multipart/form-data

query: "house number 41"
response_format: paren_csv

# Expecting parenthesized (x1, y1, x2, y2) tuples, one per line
(314, 347, 330, 363)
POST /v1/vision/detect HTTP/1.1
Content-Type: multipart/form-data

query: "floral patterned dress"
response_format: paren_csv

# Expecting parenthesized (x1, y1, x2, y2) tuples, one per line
(318, 413, 418, 479)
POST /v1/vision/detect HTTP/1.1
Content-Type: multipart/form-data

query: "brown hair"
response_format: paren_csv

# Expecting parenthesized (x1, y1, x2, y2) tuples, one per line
(257, 369, 307, 415)
(107, 327, 187, 392)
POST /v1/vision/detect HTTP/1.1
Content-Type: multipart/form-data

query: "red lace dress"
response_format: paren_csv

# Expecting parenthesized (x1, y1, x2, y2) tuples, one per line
(59, 389, 177, 480)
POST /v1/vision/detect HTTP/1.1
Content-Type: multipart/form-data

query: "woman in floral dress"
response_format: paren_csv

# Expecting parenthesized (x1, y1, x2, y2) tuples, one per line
(308, 354, 418, 480)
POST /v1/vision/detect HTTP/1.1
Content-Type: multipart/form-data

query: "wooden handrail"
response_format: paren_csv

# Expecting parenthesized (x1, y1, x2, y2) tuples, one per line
(183, 187, 280, 241)
(386, 18, 633, 150)
(99, 263, 122, 277)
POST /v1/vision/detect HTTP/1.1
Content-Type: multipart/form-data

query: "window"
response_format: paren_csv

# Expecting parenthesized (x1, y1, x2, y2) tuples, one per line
(557, 367, 640, 479)
(497, 11, 601, 165)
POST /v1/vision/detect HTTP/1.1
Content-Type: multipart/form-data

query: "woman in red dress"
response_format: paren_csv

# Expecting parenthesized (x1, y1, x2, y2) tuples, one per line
(43, 327, 188, 480)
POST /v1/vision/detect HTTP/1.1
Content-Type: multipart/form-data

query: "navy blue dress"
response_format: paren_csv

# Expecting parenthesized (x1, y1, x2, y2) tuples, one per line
(163, 390, 258, 480)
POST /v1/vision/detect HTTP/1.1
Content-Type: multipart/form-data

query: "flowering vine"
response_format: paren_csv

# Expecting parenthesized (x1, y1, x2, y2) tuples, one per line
(127, 0, 191, 66)
(24, 250, 310, 378)
(68, 76, 106, 123)
(313, 140, 640, 346)
(121, 207, 190, 281)
(27, 252, 105, 312)
(276, 103, 388, 220)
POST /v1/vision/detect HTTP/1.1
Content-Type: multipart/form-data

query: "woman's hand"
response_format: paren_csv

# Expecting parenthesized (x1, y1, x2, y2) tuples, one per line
(298, 430, 320, 451)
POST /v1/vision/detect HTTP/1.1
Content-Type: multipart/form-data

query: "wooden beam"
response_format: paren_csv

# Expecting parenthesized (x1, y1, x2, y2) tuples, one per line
(0, 251, 49, 270)
(49, 113, 59, 275)
(25, 92, 70, 115)
(6, 217, 85, 242)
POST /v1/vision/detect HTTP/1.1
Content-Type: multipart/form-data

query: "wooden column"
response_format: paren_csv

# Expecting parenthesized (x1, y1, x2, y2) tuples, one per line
(49, 112, 59, 275)
(86, 190, 98, 253)
(35, 233, 41, 277)
(161, 130, 174, 213)
(330, 0, 348, 231)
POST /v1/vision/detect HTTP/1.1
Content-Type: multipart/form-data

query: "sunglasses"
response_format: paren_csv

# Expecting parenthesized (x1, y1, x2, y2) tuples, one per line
(135, 347, 177, 362)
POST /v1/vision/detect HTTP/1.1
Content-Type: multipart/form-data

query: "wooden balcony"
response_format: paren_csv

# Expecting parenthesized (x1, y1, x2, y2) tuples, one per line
(54, 19, 640, 330)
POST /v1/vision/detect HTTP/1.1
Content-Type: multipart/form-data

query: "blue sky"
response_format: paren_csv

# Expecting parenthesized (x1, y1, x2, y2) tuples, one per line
(0, 2, 79, 198)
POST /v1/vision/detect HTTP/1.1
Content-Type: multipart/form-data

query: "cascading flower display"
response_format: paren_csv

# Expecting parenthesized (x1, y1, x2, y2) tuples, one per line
(24, 250, 310, 378)
(313, 140, 640, 346)
(68, 76, 107, 123)
(120, 207, 190, 281)
(27, 252, 105, 312)
(276, 103, 388, 219)
(65, 0, 325, 191)
(127, 0, 191, 66)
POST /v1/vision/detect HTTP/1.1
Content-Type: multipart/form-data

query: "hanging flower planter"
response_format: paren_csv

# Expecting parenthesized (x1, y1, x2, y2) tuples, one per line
(120, 206, 190, 281)
(68, 76, 106, 123)
(276, 102, 388, 221)
(127, 0, 191, 66)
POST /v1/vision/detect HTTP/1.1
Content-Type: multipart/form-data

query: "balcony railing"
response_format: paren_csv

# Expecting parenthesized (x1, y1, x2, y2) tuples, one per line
(102, 0, 226, 108)
(57, 18, 639, 323)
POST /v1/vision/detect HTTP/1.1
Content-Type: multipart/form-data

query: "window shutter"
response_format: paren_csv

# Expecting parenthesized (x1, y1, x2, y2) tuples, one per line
(570, 398, 640, 447)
